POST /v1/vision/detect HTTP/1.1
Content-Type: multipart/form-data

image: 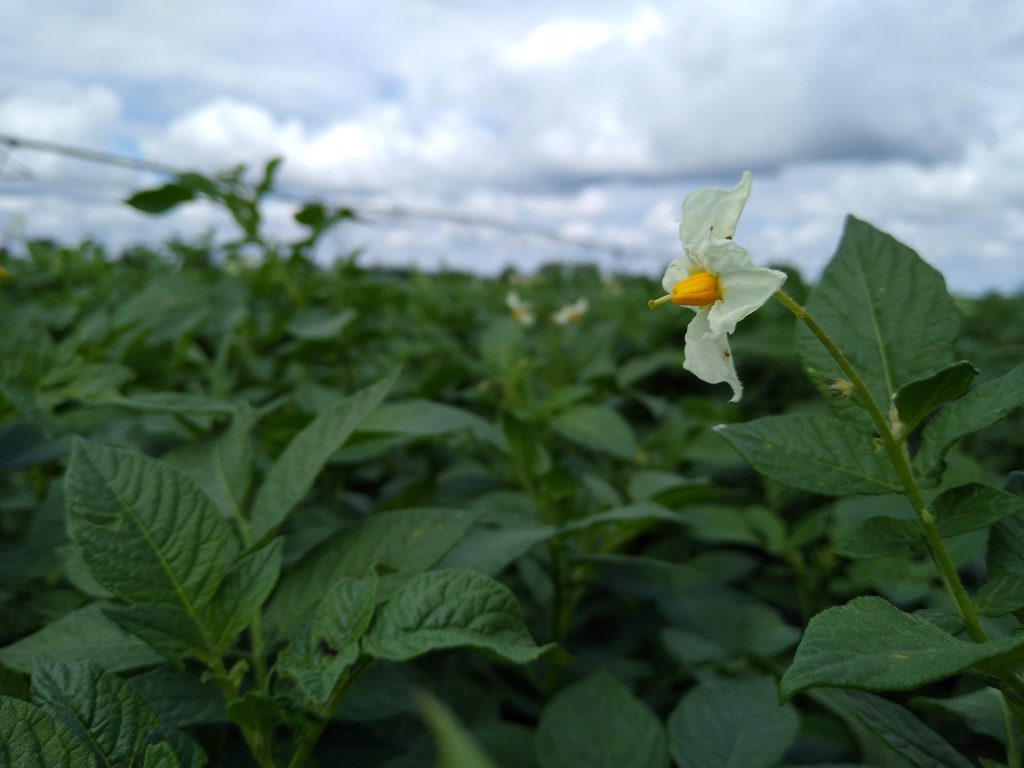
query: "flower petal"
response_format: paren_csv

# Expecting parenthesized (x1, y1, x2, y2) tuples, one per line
(661, 255, 695, 293)
(683, 309, 743, 402)
(708, 267, 788, 336)
(678, 171, 751, 249)
(699, 239, 753, 273)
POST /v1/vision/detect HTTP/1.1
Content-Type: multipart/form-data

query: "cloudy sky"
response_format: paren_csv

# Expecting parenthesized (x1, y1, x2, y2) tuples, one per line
(1, 1, 1023, 293)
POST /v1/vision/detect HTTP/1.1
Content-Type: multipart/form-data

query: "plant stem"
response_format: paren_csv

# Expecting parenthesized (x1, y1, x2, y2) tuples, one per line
(1002, 691, 1022, 768)
(208, 658, 277, 768)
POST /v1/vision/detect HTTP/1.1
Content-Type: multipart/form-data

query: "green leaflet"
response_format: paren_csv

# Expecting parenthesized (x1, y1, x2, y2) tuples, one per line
(363, 569, 551, 664)
(817, 689, 973, 768)
(667, 677, 798, 768)
(248, 368, 399, 543)
(0, 603, 162, 674)
(32, 659, 157, 768)
(65, 440, 233, 660)
(163, 402, 256, 521)
(714, 413, 902, 495)
(535, 671, 668, 768)
(279, 571, 380, 706)
(833, 516, 921, 559)
(415, 691, 500, 768)
(204, 538, 283, 652)
(264, 507, 479, 642)
(932, 483, 1024, 537)
(916, 362, 1024, 479)
(780, 596, 1024, 701)
(796, 215, 958, 421)
(142, 743, 180, 768)
(891, 360, 978, 436)
(0, 695, 96, 768)
(551, 404, 637, 460)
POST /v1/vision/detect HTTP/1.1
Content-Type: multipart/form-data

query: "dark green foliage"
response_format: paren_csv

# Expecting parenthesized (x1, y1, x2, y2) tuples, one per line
(3, 175, 1024, 766)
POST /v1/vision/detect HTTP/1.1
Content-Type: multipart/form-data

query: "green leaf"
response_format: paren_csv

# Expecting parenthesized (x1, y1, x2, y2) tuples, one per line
(313, 571, 379, 661)
(264, 507, 478, 641)
(415, 691, 500, 768)
(285, 308, 356, 340)
(129, 667, 225, 728)
(360, 399, 506, 450)
(142, 742, 180, 768)
(779, 596, 1024, 701)
(833, 516, 921, 559)
(363, 569, 550, 664)
(916, 362, 1024, 478)
(795, 215, 958, 419)
(714, 414, 902, 495)
(0, 695, 96, 768)
(205, 539, 283, 652)
(65, 441, 232, 658)
(163, 403, 255, 521)
(248, 368, 399, 543)
(820, 689, 973, 768)
(556, 503, 682, 536)
(988, 513, 1024, 577)
(103, 605, 208, 664)
(0, 603, 162, 674)
(891, 361, 978, 436)
(125, 184, 195, 214)
(551, 404, 636, 460)
(932, 483, 1024, 538)
(535, 671, 668, 768)
(667, 677, 798, 768)
(278, 571, 379, 706)
(974, 573, 1024, 617)
(226, 693, 285, 732)
(480, 318, 523, 376)
(912, 688, 1011, 747)
(32, 659, 157, 768)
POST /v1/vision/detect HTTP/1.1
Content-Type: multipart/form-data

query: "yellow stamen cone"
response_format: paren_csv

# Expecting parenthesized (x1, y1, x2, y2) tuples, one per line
(670, 271, 721, 306)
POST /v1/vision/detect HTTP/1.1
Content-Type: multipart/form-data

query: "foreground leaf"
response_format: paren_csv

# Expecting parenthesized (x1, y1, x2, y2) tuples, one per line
(32, 659, 157, 768)
(780, 596, 1024, 700)
(363, 569, 550, 664)
(0, 695, 96, 768)
(0, 603, 162, 674)
(715, 414, 902, 495)
(248, 368, 399, 543)
(932, 483, 1024, 538)
(65, 441, 232, 658)
(795, 215, 958, 421)
(833, 516, 921, 559)
(536, 671, 668, 768)
(891, 361, 978, 436)
(551, 404, 636, 460)
(819, 689, 973, 768)
(667, 677, 798, 768)
(204, 539, 283, 652)
(916, 362, 1024, 478)
(264, 507, 478, 641)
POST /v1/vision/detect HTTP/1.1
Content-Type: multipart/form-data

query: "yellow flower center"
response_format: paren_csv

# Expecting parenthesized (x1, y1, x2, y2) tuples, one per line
(671, 271, 721, 306)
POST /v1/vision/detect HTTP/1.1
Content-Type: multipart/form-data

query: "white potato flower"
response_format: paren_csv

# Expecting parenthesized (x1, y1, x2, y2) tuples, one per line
(505, 291, 536, 327)
(648, 172, 786, 402)
(552, 297, 588, 325)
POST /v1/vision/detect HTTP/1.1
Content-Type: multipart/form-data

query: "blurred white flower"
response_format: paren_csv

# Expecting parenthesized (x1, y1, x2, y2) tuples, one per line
(505, 291, 535, 326)
(648, 171, 786, 402)
(552, 297, 588, 325)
